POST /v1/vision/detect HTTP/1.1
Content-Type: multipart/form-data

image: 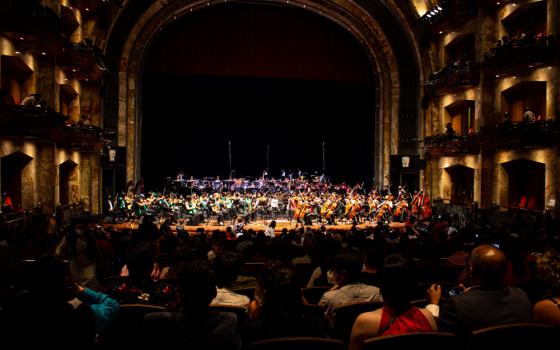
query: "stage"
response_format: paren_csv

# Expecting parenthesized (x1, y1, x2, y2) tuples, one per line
(105, 218, 406, 235)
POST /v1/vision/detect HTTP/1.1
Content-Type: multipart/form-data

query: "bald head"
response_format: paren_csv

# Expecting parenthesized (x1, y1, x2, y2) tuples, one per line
(469, 244, 507, 287)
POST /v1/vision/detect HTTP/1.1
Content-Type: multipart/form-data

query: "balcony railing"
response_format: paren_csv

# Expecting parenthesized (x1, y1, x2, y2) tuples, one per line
(484, 35, 556, 76)
(425, 62, 480, 94)
(420, 0, 478, 32)
(423, 133, 480, 157)
(0, 105, 103, 151)
(479, 120, 560, 149)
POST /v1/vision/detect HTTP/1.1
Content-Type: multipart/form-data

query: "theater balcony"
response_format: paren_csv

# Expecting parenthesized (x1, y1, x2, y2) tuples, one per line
(484, 35, 556, 76)
(425, 62, 480, 95)
(0, 105, 66, 139)
(479, 120, 560, 150)
(420, 0, 478, 33)
(0, 105, 103, 151)
(58, 125, 104, 151)
(59, 42, 107, 82)
(0, 1, 62, 55)
(422, 133, 480, 158)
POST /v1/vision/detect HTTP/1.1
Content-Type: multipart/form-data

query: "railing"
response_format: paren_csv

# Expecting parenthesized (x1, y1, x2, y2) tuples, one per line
(484, 35, 556, 75)
(425, 62, 480, 94)
(479, 120, 560, 149)
(423, 133, 480, 157)
(0, 105, 103, 150)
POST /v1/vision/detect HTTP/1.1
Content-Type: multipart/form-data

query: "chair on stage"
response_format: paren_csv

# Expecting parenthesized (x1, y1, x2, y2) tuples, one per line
(363, 332, 458, 350)
(248, 337, 345, 350)
(469, 323, 559, 350)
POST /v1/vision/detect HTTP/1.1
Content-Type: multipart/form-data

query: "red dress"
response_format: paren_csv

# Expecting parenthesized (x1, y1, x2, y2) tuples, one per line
(378, 306, 433, 336)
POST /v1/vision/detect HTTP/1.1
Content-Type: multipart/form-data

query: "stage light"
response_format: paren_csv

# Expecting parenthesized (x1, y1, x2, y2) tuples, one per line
(41, 52, 46, 56)
(19, 37, 24, 40)
(437, 5, 443, 11)
(15, 51, 20, 54)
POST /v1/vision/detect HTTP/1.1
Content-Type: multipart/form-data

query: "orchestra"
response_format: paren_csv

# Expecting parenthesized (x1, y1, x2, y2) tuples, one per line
(110, 173, 432, 227)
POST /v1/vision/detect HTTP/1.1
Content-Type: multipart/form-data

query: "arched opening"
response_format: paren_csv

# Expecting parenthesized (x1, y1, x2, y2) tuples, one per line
(141, 3, 376, 188)
(445, 164, 474, 206)
(1, 151, 33, 212)
(59, 160, 78, 206)
(502, 158, 545, 210)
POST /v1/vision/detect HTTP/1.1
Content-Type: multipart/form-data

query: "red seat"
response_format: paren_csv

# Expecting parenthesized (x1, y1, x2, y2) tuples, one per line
(527, 196, 537, 210)
(518, 196, 527, 208)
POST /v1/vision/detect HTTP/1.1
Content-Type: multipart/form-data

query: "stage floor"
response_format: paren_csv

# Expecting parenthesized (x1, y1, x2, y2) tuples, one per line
(106, 218, 406, 234)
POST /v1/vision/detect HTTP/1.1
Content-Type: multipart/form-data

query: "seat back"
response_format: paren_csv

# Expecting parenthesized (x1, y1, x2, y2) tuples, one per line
(100, 303, 165, 347)
(331, 302, 384, 343)
(209, 304, 247, 323)
(248, 337, 344, 350)
(302, 286, 331, 305)
(363, 332, 457, 350)
(470, 323, 559, 350)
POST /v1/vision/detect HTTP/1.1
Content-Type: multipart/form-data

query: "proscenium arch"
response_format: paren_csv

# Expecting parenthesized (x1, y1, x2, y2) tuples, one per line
(103, 0, 425, 188)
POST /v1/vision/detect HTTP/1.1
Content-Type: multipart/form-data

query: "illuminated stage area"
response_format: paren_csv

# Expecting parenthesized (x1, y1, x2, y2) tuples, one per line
(106, 218, 407, 235)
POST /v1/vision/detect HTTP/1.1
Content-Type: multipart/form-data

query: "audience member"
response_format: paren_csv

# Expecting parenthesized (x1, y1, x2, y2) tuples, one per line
(211, 251, 250, 308)
(349, 254, 439, 350)
(6, 254, 119, 348)
(438, 244, 532, 338)
(319, 248, 383, 322)
(246, 260, 327, 340)
(142, 260, 241, 350)
(20, 93, 41, 107)
(533, 249, 560, 326)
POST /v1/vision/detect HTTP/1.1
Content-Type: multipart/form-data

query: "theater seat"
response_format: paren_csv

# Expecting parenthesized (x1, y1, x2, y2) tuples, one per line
(518, 196, 527, 208)
(363, 332, 457, 350)
(527, 196, 537, 210)
(470, 323, 559, 350)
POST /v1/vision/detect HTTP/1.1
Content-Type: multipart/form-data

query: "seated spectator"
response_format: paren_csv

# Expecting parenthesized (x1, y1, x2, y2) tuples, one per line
(523, 107, 536, 122)
(438, 244, 532, 338)
(20, 93, 41, 107)
(142, 260, 241, 350)
(211, 251, 250, 308)
(319, 249, 383, 323)
(6, 254, 119, 347)
(55, 218, 102, 290)
(349, 254, 439, 350)
(246, 260, 327, 341)
(108, 242, 173, 306)
(533, 249, 560, 326)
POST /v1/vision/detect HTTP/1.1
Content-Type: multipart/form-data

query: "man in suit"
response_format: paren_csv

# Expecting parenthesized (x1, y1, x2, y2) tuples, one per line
(438, 244, 532, 338)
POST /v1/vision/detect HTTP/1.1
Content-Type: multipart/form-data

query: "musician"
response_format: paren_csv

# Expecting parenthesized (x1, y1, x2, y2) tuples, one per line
(176, 171, 185, 181)
(213, 176, 223, 193)
(270, 195, 280, 218)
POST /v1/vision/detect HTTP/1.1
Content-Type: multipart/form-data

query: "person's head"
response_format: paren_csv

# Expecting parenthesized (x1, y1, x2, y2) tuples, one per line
(177, 260, 217, 313)
(270, 220, 276, 228)
(536, 249, 560, 294)
(126, 242, 156, 283)
(331, 248, 364, 285)
(213, 251, 242, 288)
(379, 254, 417, 313)
(257, 261, 302, 320)
(33, 93, 42, 100)
(468, 244, 507, 288)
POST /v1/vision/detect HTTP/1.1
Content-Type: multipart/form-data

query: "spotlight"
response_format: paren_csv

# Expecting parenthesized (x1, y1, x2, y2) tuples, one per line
(437, 5, 443, 11)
